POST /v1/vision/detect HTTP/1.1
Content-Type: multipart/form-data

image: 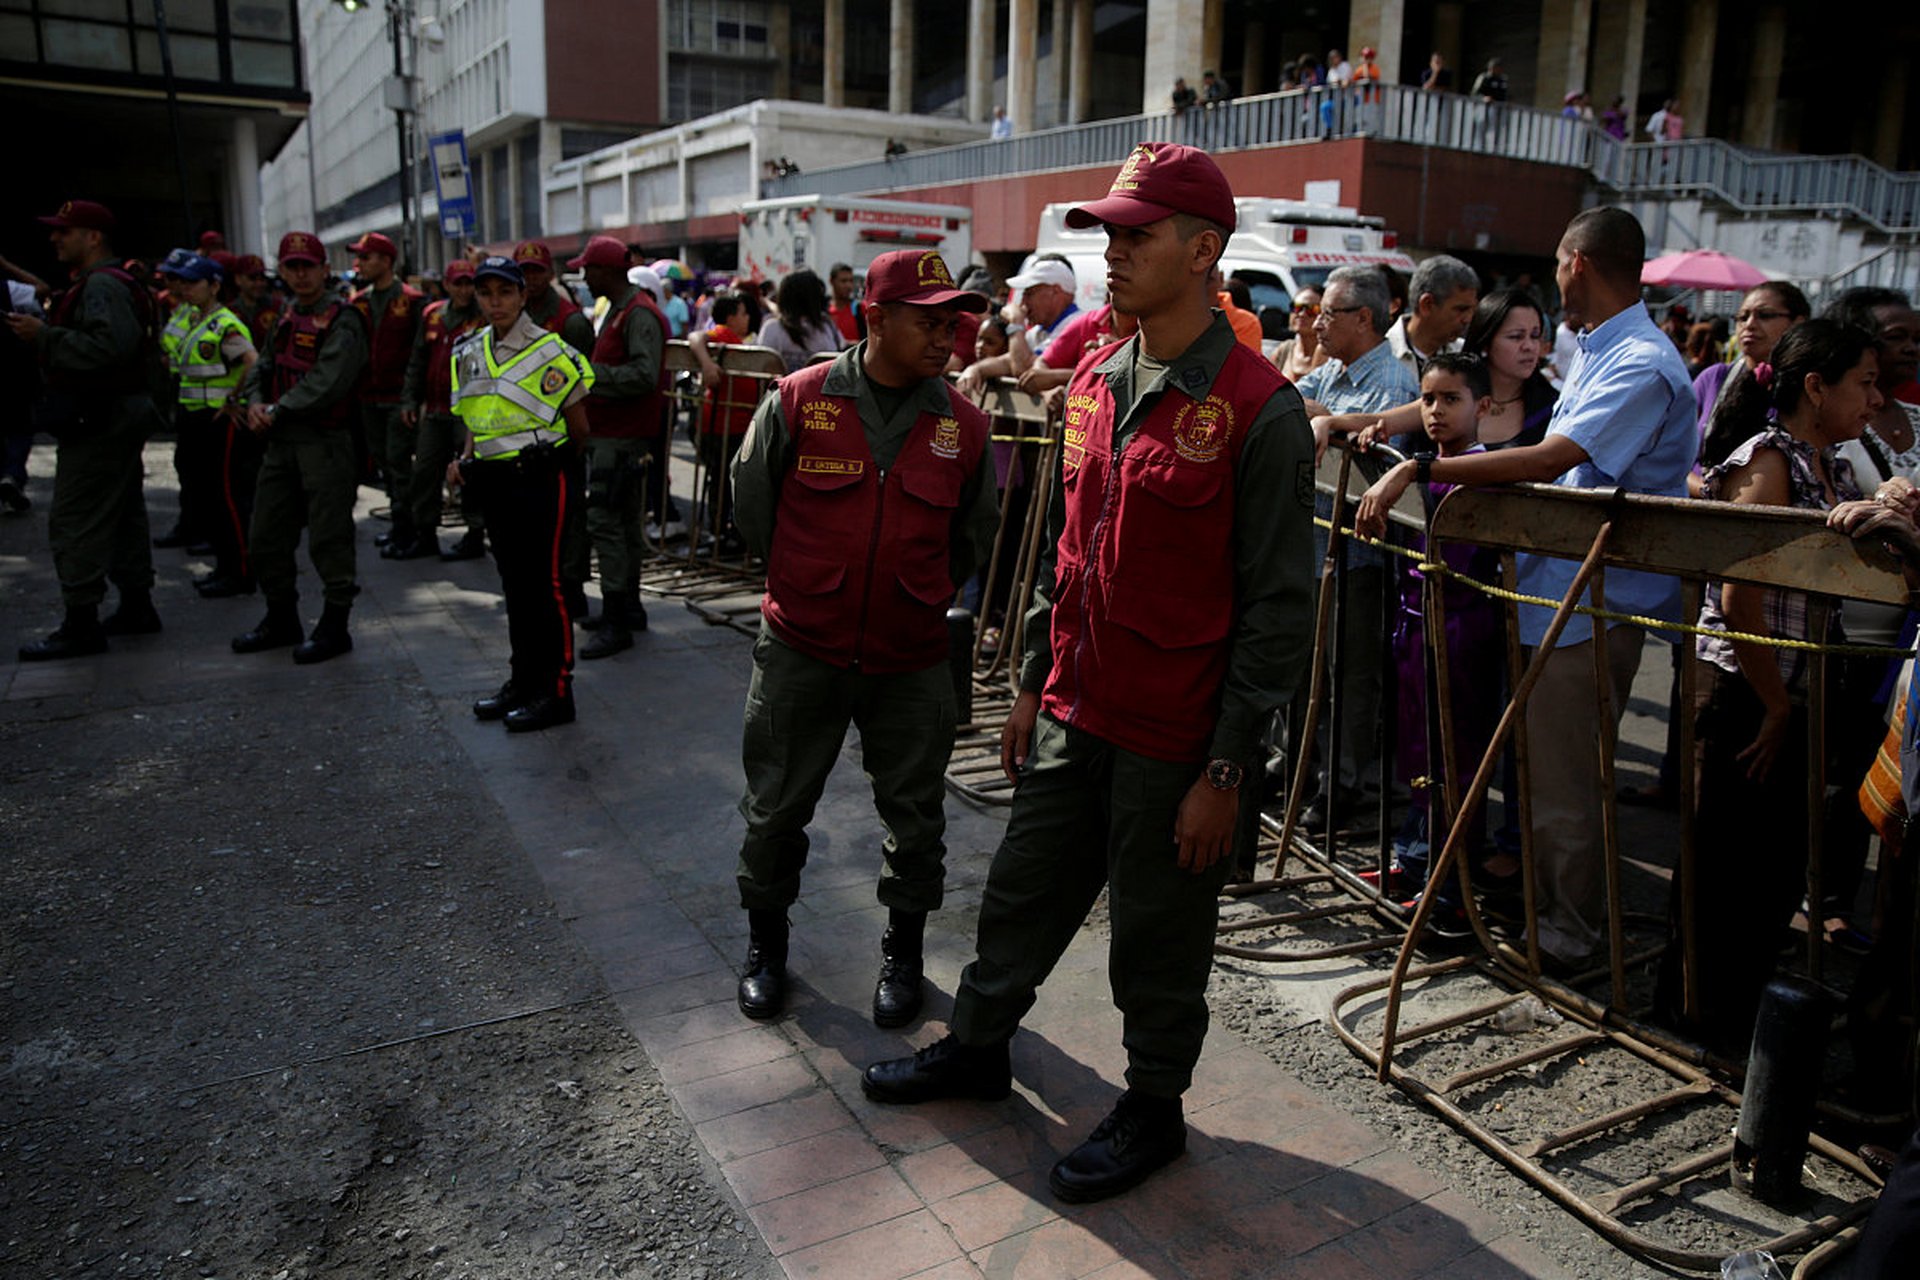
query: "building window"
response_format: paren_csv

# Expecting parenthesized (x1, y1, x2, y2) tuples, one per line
(0, 0, 302, 93)
(666, 0, 772, 58)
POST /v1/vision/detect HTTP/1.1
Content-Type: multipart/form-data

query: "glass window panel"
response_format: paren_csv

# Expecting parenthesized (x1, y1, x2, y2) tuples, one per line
(0, 0, 34, 14)
(41, 18, 132, 71)
(230, 36, 294, 86)
(0, 12, 33, 56)
(41, 0, 126, 22)
(135, 29, 221, 78)
(152, 0, 219, 34)
(227, 0, 292, 41)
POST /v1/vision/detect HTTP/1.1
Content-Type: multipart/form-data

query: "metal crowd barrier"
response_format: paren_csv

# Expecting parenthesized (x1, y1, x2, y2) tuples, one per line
(640, 339, 783, 634)
(1322, 477, 1914, 1272)
(943, 376, 1058, 806)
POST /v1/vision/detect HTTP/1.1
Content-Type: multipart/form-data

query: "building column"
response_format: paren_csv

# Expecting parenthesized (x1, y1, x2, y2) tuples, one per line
(1201, 0, 1223, 81)
(1241, 19, 1265, 98)
(966, 0, 995, 123)
(1068, 0, 1093, 123)
(1590, 0, 1646, 131)
(231, 115, 261, 255)
(889, 0, 914, 116)
(1873, 58, 1908, 167)
(1739, 2, 1785, 150)
(1141, 0, 1205, 117)
(1675, 0, 1717, 139)
(1347, 0, 1404, 90)
(823, 0, 846, 109)
(1008, 0, 1037, 132)
(1534, 0, 1592, 109)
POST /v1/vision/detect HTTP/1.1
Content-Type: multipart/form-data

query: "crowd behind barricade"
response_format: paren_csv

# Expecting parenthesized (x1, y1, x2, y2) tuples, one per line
(7, 166, 1920, 1256)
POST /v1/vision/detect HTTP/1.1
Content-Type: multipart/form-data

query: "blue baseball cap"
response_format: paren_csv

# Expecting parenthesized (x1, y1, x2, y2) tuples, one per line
(473, 255, 525, 287)
(160, 251, 223, 283)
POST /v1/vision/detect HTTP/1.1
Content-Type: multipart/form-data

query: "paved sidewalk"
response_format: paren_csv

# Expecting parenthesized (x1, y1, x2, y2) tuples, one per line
(4, 452, 1573, 1279)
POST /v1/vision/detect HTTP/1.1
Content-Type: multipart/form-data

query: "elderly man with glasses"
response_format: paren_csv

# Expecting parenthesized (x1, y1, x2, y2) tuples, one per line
(1287, 265, 1419, 836)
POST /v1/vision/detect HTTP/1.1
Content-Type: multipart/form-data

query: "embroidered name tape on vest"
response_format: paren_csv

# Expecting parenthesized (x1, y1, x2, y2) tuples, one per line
(798, 456, 864, 476)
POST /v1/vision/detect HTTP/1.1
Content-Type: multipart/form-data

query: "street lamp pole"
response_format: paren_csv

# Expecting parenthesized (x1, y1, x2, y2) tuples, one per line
(386, 0, 414, 272)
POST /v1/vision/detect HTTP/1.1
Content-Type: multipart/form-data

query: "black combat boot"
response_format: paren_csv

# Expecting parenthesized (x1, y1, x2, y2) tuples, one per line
(19, 604, 107, 661)
(231, 600, 304, 653)
(862, 1033, 1012, 1104)
(472, 679, 526, 721)
(101, 590, 162, 636)
(579, 592, 634, 659)
(292, 602, 353, 664)
(1048, 1090, 1187, 1203)
(872, 909, 927, 1028)
(504, 692, 575, 732)
(737, 909, 789, 1020)
(440, 528, 486, 561)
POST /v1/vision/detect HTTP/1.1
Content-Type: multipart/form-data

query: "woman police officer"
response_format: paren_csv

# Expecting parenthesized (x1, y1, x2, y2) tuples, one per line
(447, 255, 595, 732)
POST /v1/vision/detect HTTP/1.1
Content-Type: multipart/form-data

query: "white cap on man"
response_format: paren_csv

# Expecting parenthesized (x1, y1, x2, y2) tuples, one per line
(1004, 259, 1076, 294)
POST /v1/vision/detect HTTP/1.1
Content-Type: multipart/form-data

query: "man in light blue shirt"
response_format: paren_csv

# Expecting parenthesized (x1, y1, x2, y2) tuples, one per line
(1352, 208, 1695, 971)
(1291, 265, 1421, 832)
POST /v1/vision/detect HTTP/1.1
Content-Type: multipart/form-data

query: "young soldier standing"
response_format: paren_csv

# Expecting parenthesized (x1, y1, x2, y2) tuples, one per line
(346, 233, 427, 557)
(10, 199, 165, 660)
(569, 235, 669, 656)
(727, 249, 996, 1026)
(448, 256, 594, 732)
(231, 232, 369, 664)
(863, 145, 1318, 1202)
(399, 259, 483, 563)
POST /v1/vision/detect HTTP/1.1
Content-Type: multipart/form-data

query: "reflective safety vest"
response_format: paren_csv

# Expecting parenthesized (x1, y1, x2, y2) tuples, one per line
(174, 305, 251, 410)
(159, 307, 195, 375)
(450, 325, 594, 460)
(1041, 336, 1285, 763)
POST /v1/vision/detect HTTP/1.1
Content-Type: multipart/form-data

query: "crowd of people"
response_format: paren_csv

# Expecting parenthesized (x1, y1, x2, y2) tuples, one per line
(7, 153, 1920, 1247)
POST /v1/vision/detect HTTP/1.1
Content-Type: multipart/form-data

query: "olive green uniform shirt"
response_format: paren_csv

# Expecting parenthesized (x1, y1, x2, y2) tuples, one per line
(732, 342, 999, 590)
(237, 298, 370, 424)
(1017, 312, 1318, 764)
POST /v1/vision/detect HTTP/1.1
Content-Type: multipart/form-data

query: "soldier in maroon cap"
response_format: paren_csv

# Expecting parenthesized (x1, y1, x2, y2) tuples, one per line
(228, 231, 370, 664)
(10, 199, 165, 660)
(229, 254, 282, 350)
(725, 248, 997, 1028)
(864, 144, 1318, 1202)
(347, 232, 430, 557)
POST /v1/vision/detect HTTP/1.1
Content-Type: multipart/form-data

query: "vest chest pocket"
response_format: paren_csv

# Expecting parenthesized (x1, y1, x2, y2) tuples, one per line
(895, 462, 962, 509)
(1130, 455, 1226, 508)
(1105, 575, 1232, 652)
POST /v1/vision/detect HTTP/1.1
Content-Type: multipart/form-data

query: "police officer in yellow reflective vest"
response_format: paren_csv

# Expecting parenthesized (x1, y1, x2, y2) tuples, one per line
(449, 255, 594, 733)
(158, 252, 259, 597)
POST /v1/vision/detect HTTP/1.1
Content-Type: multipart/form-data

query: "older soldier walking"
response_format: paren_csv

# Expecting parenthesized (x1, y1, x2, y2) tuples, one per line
(11, 199, 164, 660)
(230, 232, 370, 664)
(728, 249, 996, 1026)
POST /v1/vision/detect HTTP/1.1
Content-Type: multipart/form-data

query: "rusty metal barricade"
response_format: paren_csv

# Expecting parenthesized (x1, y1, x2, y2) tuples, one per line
(1217, 437, 1448, 963)
(641, 340, 784, 634)
(1326, 481, 1915, 1272)
(943, 377, 1059, 806)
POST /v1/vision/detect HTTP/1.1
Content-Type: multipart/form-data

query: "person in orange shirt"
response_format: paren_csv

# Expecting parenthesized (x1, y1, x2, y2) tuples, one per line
(689, 291, 762, 554)
(1211, 266, 1262, 352)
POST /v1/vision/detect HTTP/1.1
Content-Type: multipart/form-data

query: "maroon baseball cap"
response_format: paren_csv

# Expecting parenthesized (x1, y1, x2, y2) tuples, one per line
(198, 230, 226, 250)
(513, 240, 555, 270)
(233, 254, 267, 277)
(277, 231, 326, 266)
(349, 232, 398, 259)
(861, 250, 988, 311)
(1065, 143, 1237, 231)
(444, 259, 475, 282)
(567, 235, 628, 269)
(39, 199, 116, 232)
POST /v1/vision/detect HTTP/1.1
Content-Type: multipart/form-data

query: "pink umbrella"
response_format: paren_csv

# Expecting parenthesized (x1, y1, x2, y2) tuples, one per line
(1640, 249, 1768, 291)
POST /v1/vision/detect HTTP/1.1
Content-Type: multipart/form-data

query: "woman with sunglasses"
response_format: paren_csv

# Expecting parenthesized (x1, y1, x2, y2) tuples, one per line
(1271, 286, 1327, 382)
(1696, 281, 1812, 470)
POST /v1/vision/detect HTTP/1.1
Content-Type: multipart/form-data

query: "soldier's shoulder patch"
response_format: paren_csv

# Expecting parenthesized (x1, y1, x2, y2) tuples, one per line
(540, 365, 569, 396)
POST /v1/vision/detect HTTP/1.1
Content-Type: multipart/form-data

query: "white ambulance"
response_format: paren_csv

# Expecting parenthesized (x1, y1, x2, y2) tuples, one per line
(1029, 196, 1416, 318)
(737, 195, 975, 284)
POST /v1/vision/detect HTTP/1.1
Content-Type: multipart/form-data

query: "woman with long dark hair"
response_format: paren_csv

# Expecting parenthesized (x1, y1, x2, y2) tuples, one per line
(1661, 319, 1882, 1044)
(755, 268, 843, 373)
(1696, 280, 1812, 471)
